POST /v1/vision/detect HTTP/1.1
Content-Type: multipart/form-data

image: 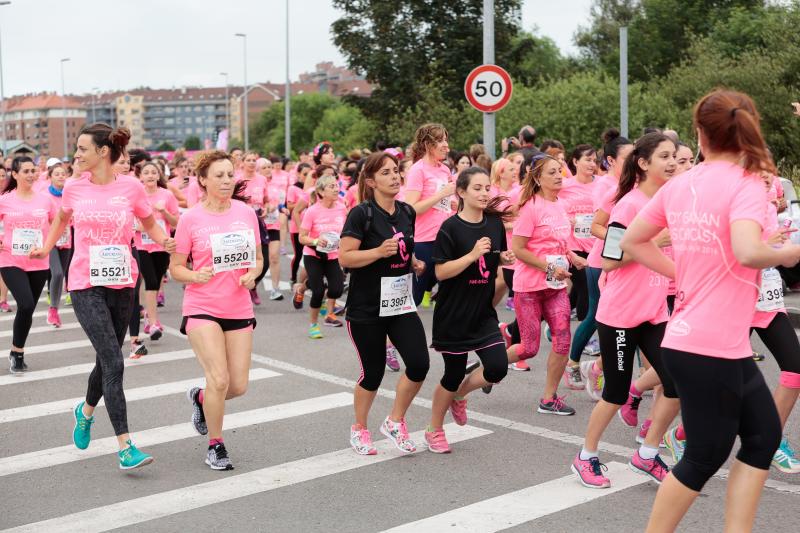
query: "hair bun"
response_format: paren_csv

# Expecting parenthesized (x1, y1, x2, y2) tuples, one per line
(602, 128, 621, 144)
(109, 127, 132, 149)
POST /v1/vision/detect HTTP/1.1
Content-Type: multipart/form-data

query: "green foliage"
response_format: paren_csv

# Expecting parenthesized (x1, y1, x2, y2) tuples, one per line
(155, 141, 175, 151)
(183, 135, 201, 150)
(313, 104, 374, 153)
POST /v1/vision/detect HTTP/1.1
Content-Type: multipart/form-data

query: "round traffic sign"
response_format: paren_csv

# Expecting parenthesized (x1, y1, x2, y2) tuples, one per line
(464, 65, 513, 113)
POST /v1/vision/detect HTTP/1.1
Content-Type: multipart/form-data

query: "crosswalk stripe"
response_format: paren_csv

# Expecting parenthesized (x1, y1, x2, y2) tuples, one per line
(0, 322, 82, 338)
(0, 308, 75, 323)
(381, 462, 648, 532)
(0, 368, 281, 424)
(2, 424, 490, 533)
(0, 391, 353, 478)
(0, 349, 196, 387)
(6, 293, 67, 305)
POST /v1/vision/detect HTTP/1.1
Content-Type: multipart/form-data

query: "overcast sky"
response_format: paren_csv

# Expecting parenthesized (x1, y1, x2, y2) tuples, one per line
(0, 0, 593, 97)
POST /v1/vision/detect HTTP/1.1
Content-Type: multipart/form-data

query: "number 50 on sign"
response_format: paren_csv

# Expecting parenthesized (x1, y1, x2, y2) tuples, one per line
(464, 64, 513, 113)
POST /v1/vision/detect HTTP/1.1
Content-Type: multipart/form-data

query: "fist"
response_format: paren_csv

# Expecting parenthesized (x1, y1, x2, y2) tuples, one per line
(378, 238, 399, 258)
(193, 266, 214, 284)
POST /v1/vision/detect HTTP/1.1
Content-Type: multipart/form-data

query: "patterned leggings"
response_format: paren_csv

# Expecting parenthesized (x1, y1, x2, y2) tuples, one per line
(514, 289, 571, 359)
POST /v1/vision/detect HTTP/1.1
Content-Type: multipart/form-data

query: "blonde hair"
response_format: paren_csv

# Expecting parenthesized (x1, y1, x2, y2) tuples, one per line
(311, 174, 338, 204)
(490, 158, 511, 186)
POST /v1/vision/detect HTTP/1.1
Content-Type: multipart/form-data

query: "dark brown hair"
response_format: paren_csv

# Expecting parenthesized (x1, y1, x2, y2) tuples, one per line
(519, 154, 561, 206)
(79, 123, 130, 164)
(409, 123, 448, 163)
(135, 161, 168, 189)
(615, 132, 673, 204)
(358, 152, 399, 203)
(456, 166, 512, 221)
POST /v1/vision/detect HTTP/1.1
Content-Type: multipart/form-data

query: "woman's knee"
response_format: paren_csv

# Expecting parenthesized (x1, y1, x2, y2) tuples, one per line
(404, 357, 429, 383)
(205, 369, 231, 393)
(226, 378, 248, 399)
(483, 359, 508, 384)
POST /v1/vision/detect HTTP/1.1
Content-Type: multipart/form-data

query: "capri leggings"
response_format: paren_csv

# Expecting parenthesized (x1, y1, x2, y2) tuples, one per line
(514, 288, 571, 359)
(48, 247, 72, 309)
(664, 348, 781, 492)
(290, 233, 303, 283)
(502, 267, 514, 298)
(347, 312, 430, 391)
(412, 241, 436, 305)
(0, 267, 49, 348)
(254, 243, 270, 285)
(752, 313, 800, 376)
(568, 251, 589, 321)
(304, 254, 344, 309)
(569, 266, 601, 363)
(439, 341, 509, 392)
(596, 321, 676, 405)
(128, 247, 141, 338)
(137, 250, 170, 291)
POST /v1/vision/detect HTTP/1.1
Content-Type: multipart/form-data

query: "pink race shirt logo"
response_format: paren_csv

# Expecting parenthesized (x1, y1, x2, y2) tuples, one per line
(393, 228, 409, 262)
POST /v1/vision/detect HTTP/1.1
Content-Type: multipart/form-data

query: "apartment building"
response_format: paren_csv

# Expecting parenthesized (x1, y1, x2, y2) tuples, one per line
(0, 93, 87, 159)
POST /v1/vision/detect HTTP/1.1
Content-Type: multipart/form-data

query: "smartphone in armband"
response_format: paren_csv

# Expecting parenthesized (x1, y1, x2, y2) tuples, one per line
(601, 221, 627, 261)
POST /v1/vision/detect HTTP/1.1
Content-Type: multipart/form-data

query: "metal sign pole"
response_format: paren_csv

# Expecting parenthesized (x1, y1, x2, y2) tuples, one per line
(483, 0, 495, 159)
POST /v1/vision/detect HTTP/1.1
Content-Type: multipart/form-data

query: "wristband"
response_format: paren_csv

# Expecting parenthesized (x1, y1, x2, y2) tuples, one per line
(313, 238, 319, 247)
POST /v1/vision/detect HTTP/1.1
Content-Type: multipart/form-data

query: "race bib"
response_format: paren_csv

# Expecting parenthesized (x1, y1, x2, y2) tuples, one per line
(573, 213, 594, 239)
(11, 228, 43, 256)
(432, 181, 451, 213)
(756, 267, 784, 312)
(264, 209, 279, 225)
(210, 229, 257, 273)
(545, 254, 569, 290)
(56, 227, 71, 248)
(89, 244, 133, 286)
(316, 231, 340, 253)
(141, 220, 167, 245)
(379, 273, 417, 317)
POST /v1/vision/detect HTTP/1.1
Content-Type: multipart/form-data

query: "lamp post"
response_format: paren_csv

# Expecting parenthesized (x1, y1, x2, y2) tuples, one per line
(234, 33, 248, 151)
(284, 0, 291, 158)
(91, 86, 99, 124)
(0, 1, 11, 154)
(220, 72, 229, 133)
(60, 57, 71, 159)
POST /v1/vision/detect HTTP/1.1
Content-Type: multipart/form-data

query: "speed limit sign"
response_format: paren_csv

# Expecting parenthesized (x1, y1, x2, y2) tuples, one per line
(464, 65, 513, 113)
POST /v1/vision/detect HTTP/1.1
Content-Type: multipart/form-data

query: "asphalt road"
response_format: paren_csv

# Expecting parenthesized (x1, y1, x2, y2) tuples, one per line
(1, 254, 798, 532)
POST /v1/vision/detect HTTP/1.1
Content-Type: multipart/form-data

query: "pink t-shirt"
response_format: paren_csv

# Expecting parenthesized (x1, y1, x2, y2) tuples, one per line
(135, 187, 179, 253)
(638, 161, 767, 359)
(287, 184, 309, 233)
(271, 169, 290, 202)
(0, 190, 56, 270)
(61, 174, 152, 290)
(404, 159, 453, 242)
(752, 202, 784, 328)
(497, 185, 521, 271)
(344, 184, 358, 210)
(47, 189, 72, 250)
(174, 200, 259, 319)
(32, 180, 50, 194)
(265, 181, 284, 231)
(300, 201, 347, 260)
(238, 174, 269, 210)
(512, 196, 571, 292)
(559, 177, 597, 253)
(184, 176, 203, 208)
(596, 188, 669, 328)
(587, 185, 618, 268)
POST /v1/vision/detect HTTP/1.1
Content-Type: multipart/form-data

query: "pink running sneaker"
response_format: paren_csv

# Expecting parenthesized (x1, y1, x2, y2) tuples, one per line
(629, 451, 669, 484)
(46, 307, 62, 328)
(498, 322, 512, 349)
(571, 453, 611, 488)
(509, 360, 530, 371)
(636, 419, 652, 444)
(350, 425, 377, 455)
(580, 359, 604, 401)
(156, 291, 165, 307)
(425, 428, 451, 454)
(379, 416, 416, 454)
(449, 397, 468, 426)
(0, 301, 11, 313)
(618, 394, 642, 427)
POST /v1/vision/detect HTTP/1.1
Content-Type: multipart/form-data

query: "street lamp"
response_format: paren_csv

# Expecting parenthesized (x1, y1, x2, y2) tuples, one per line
(60, 57, 70, 159)
(220, 72, 229, 134)
(91, 86, 99, 124)
(0, 1, 11, 154)
(285, 0, 291, 158)
(234, 32, 248, 151)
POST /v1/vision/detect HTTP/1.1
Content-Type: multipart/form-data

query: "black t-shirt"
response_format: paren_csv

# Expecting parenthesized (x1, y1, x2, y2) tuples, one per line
(341, 200, 416, 323)
(431, 213, 507, 352)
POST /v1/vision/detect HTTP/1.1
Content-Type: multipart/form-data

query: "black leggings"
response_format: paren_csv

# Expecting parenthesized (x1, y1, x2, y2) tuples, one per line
(72, 286, 134, 436)
(568, 251, 589, 321)
(439, 341, 508, 392)
(129, 248, 141, 338)
(0, 267, 49, 348)
(137, 250, 170, 291)
(752, 313, 800, 374)
(254, 243, 270, 285)
(664, 348, 781, 492)
(48, 247, 72, 309)
(304, 254, 344, 309)
(597, 321, 676, 405)
(347, 313, 430, 391)
(290, 233, 303, 283)
(502, 267, 514, 298)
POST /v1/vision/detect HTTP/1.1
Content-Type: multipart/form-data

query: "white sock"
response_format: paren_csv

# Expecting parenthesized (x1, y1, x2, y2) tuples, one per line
(579, 448, 598, 460)
(639, 444, 659, 460)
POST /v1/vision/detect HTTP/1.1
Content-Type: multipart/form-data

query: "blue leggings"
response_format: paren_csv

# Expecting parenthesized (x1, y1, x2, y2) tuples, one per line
(569, 266, 601, 363)
(412, 241, 436, 305)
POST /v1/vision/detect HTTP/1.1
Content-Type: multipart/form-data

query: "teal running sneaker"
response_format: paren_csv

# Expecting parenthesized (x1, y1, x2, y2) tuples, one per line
(772, 436, 800, 474)
(663, 426, 685, 463)
(72, 401, 94, 450)
(118, 440, 154, 470)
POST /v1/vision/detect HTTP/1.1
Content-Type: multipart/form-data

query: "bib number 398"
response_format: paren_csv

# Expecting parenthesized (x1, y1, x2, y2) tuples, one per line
(379, 274, 417, 317)
(757, 268, 784, 312)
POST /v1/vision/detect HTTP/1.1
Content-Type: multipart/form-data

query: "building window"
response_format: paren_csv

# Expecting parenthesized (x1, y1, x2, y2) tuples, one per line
(194, 106, 202, 112)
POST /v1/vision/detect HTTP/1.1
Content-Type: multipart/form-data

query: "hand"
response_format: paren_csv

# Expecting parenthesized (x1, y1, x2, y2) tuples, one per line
(571, 255, 588, 270)
(239, 271, 257, 289)
(439, 182, 456, 198)
(193, 266, 214, 284)
(316, 237, 329, 248)
(162, 237, 176, 254)
(776, 197, 788, 213)
(500, 250, 516, 265)
(412, 258, 426, 277)
(653, 229, 672, 248)
(154, 201, 166, 212)
(553, 267, 572, 281)
(501, 138, 509, 153)
(509, 137, 521, 149)
(793, 102, 800, 117)
(470, 237, 492, 260)
(768, 228, 795, 246)
(28, 247, 48, 259)
(377, 238, 399, 258)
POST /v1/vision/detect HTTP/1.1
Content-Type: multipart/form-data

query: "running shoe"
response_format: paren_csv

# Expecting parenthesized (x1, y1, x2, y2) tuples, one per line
(333, 305, 346, 316)
(465, 360, 481, 374)
(421, 291, 432, 309)
(571, 454, 611, 488)
(47, 307, 61, 328)
(772, 436, 800, 474)
(752, 351, 766, 362)
(481, 384, 493, 394)
(64, 293, 72, 306)
(379, 416, 416, 454)
(72, 401, 94, 450)
(498, 322, 512, 349)
(118, 440, 153, 470)
(385, 345, 401, 372)
(292, 283, 305, 310)
(618, 394, 642, 427)
(538, 394, 576, 416)
(269, 289, 284, 301)
(206, 442, 234, 471)
(280, 245, 288, 255)
(309, 323, 323, 339)
(505, 297, 515, 311)
(149, 324, 163, 341)
(425, 428, 451, 454)
(563, 365, 583, 390)
(324, 316, 343, 328)
(509, 360, 530, 371)
(635, 420, 664, 446)
(8, 351, 26, 374)
(46, 292, 51, 305)
(187, 387, 208, 435)
(0, 301, 11, 312)
(249, 288, 261, 305)
(570, 308, 578, 320)
(582, 337, 601, 356)
(129, 341, 147, 359)
(156, 291, 165, 307)
(580, 360, 604, 401)
(350, 426, 377, 455)
(663, 426, 686, 463)
(450, 397, 468, 426)
(629, 451, 669, 484)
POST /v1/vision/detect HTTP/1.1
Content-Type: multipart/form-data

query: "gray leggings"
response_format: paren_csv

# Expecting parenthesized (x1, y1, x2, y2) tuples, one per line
(48, 248, 71, 309)
(71, 286, 134, 436)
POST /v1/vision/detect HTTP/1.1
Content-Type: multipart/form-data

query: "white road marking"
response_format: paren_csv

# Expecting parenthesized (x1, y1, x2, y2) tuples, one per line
(0, 322, 82, 338)
(0, 308, 75, 323)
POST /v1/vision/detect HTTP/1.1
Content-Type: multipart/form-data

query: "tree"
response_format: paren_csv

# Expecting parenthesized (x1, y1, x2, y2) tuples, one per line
(505, 30, 574, 88)
(313, 104, 375, 152)
(155, 141, 175, 151)
(183, 135, 201, 150)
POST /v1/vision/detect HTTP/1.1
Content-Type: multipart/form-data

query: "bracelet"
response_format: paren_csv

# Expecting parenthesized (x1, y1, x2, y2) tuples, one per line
(313, 238, 319, 247)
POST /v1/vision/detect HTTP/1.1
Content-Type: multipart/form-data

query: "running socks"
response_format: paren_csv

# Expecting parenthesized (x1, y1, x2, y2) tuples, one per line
(209, 437, 224, 447)
(580, 448, 599, 460)
(639, 444, 659, 460)
(198, 389, 204, 404)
